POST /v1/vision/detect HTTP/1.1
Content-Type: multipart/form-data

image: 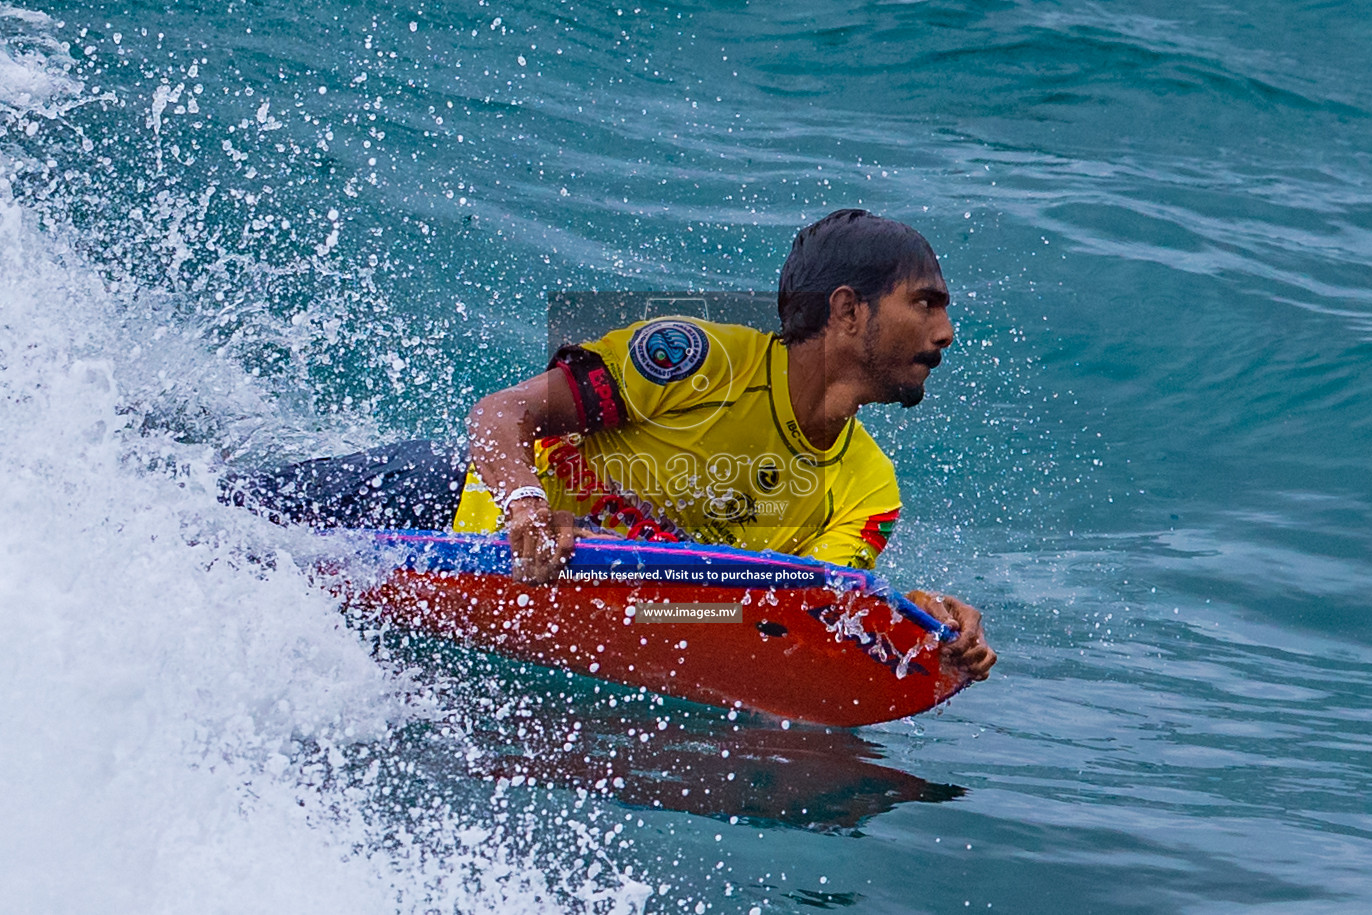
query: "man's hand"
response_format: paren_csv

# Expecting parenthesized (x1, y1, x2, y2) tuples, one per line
(466, 369, 589, 584)
(908, 590, 997, 681)
(506, 499, 578, 583)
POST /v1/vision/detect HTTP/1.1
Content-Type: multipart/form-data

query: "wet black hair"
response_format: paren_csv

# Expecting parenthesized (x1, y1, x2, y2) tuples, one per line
(777, 208, 941, 345)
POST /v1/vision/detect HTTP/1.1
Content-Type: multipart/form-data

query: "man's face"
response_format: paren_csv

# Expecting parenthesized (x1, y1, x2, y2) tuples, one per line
(860, 273, 954, 408)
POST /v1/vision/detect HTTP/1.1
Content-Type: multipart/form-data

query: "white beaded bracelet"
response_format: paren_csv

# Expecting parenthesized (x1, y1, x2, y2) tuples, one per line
(499, 485, 548, 514)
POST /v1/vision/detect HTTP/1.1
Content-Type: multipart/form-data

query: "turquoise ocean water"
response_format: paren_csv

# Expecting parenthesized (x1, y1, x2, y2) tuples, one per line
(2, 1, 1370, 911)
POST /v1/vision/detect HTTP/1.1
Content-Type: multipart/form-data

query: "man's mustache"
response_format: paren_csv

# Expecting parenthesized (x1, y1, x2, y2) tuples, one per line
(913, 350, 942, 369)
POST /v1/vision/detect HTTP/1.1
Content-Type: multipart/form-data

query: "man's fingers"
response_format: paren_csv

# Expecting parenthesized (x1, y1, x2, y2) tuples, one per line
(574, 527, 623, 540)
(556, 524, 577, 568)
(947, 634, 981, 655)
(550, 510, 578, 572)
(908, 589, 997, 680)
(510, 535, 551, 582)
(952, 642, 996, 681)
(508, 504, 560, 583)
(906, 589, 955, 626)
(508, 508, 582, 584)
(966, 647, 997, 681)
(958, 642, 991, 665)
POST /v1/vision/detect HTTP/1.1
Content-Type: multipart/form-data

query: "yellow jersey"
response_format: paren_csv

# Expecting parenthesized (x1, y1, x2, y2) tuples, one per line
(453, 317, 902, 569)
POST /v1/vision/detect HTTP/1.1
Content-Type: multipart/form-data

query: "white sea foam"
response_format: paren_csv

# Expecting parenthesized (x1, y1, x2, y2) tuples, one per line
(0, 6, 81, 118)
(0, 14, 649, 911)
(0, 168, 403, 911)
(0, 183, 652, 913)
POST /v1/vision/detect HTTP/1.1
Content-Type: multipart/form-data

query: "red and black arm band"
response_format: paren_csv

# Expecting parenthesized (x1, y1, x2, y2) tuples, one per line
(549, 345, 628, 432)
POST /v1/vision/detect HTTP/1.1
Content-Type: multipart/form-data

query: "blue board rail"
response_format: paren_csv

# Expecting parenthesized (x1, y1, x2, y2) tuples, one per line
(357, 530, 958, 643)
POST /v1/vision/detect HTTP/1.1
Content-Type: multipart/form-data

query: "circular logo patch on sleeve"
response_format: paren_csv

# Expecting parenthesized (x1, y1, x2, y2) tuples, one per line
(628, 319, 710, 384)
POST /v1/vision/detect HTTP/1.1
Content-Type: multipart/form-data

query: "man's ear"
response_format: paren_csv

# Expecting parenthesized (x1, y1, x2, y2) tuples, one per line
(827, 285, 865, 337)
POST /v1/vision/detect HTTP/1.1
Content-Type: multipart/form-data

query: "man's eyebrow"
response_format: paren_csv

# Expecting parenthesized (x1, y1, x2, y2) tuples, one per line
(912, 285, 950, 308)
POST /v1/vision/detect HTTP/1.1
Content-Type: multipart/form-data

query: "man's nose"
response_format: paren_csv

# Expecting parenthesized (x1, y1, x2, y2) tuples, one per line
(932, 310, 954, 349)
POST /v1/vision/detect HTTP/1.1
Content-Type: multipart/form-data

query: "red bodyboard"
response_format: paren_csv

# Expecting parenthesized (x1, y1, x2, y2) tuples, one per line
(343, 532, 969, 727)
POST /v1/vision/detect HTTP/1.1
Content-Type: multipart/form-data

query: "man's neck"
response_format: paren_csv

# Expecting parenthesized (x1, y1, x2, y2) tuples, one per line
(784, 336, 865, 451)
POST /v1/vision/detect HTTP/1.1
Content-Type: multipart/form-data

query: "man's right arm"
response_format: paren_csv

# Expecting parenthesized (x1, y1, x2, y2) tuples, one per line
(466, 368, 586, 583)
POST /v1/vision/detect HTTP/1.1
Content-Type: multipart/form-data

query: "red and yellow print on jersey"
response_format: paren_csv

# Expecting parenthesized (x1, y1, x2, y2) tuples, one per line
(452, 318, 902, 570)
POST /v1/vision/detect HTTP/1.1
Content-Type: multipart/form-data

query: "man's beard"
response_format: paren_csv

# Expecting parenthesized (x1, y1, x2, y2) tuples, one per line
(863, 323, 939, 408)
(890, 380, 926, 408)
(879, 376, 926, 408)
